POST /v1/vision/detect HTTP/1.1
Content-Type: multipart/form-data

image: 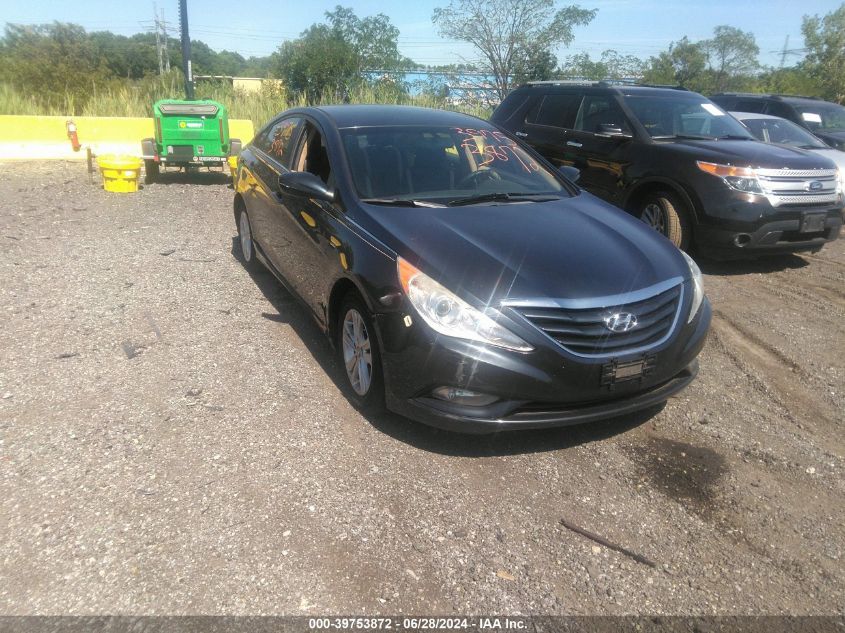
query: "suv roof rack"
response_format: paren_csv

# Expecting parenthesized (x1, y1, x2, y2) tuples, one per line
(524, 80, 688, 91)
(713, 92, 821, 100)
(632, 83, 689, 91)
(525, 80, 607, 86)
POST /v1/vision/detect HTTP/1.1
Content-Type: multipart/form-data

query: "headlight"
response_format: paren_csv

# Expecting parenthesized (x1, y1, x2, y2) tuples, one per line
(681, 250, 704, 323)
(397, 257, 533, 352)
(697, 161, 763, 194)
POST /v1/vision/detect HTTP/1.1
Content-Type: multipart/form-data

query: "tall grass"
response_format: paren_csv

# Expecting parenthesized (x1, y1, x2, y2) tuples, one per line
(0, 73, 492, 128)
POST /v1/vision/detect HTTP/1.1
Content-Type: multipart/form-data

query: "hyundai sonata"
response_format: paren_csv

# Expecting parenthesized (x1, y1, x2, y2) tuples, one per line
(233, 105, 711, 433)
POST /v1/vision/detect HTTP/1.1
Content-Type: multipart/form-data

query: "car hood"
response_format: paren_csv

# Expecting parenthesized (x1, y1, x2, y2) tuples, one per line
(661, 138, 837, 169)
(814, 129, 845, 149)
(809, 148, 845, 172)
(364, 193, 688, 306)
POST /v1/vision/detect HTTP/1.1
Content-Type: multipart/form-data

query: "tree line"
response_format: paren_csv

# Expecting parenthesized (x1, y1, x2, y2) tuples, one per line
(1, 1, 843, 114)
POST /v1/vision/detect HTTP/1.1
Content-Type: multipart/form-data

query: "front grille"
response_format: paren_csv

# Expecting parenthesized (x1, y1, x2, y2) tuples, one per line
(515, 284, 682, 356)
(756, 168, 840, 207)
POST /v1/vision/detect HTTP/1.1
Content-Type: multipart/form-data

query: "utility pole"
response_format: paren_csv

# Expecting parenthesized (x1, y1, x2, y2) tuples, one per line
(179, 0, 194, 99)
(154, 2, 163, 75)
(779, 35, 789, 69)
(161, 8, 171, 72)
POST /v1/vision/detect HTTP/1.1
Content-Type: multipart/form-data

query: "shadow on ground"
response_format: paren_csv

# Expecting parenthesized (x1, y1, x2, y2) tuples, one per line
(697, 252, 809, 276)
(146, 170, 231, 187)
(232, 238, 661, 457)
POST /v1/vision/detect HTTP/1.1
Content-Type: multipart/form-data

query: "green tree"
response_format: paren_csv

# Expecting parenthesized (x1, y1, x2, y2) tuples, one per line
(0, 22, 114, 112)
(802, 3, 845, 103)
(758, 66, 822, 97)
(703, 25, 759, 92)
(642, 36, 708, 91)
(432, 0, 597, 99)
(274, 6, 410, 100)
(274, 27, 358, 100)
(513, 43, 559, 84)
(561, 49, 643, 80)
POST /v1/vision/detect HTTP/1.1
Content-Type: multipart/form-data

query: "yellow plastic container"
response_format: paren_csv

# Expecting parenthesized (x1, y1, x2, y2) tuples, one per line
(98, 154, 143, 193)
(228, 155, 239, 187)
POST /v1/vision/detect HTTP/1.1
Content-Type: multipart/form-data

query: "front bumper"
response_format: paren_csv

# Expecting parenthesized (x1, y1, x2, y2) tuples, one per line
(694, 188, 843, 258)
(375, 294, 711, 434)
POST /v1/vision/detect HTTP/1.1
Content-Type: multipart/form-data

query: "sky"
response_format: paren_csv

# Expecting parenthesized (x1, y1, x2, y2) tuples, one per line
(0, 0, 839, 68)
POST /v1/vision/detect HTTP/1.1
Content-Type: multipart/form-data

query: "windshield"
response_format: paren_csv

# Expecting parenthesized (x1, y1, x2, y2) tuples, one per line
(740, 117, 828, 148)
(623, 95, 754, 139)
(340, 125, 567, 203)
(795, 103, 845, 132)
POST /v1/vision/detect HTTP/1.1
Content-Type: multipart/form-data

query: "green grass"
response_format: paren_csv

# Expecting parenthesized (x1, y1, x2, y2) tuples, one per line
(0, 74, 492, 128)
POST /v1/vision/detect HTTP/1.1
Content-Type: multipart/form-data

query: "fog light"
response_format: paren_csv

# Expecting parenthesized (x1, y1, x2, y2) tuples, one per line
(431, 387, 499, 406)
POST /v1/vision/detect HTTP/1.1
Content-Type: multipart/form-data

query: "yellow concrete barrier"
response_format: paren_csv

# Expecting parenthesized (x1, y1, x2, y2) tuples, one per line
(0, 115, 254, 161)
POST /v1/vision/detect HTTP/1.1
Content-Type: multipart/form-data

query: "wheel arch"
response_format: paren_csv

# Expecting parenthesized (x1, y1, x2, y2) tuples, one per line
(624, 178, 701, 226)
(326, 277, 374, 345)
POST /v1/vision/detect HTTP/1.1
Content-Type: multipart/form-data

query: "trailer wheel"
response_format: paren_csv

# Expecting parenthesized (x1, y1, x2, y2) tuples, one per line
(144, 160, 159, 184)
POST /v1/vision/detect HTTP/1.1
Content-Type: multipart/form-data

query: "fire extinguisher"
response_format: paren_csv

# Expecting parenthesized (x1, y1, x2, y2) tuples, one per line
(66, 120, 81, 152)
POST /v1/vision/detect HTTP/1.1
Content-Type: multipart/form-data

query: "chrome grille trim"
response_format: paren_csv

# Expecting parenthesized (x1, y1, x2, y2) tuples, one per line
(508, 280, 685, 358)
(754, 169, 841, 207)
(756, 168, 838, 179)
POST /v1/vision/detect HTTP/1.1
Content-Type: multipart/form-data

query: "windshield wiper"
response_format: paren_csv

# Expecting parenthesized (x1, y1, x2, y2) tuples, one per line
(361, 198, 446, 208)
(448, 192, 562, 207)
(716, 134, 754, 140)
(652, 134, 716, 140)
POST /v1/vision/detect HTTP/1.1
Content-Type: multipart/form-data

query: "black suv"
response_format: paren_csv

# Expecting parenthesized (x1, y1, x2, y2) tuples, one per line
(711, 93, 845, 150)
(492, 82, 843, 258)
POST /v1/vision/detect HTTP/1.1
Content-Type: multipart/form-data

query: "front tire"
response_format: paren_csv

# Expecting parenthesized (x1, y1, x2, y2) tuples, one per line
(337, 293, 384, 412)
(638, 191, 691, 251)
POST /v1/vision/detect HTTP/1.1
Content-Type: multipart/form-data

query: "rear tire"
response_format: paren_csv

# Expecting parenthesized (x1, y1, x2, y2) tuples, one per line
(637, 191, 691, 251)
(336, 293, 384, 413)
(144, 160, 159, 184)
(236, 207, 259, 270)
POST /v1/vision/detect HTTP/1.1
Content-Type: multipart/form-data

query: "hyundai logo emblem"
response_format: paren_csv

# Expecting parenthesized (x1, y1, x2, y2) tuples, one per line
(807, 180, 823, 191)
(604, 312, 638, 333)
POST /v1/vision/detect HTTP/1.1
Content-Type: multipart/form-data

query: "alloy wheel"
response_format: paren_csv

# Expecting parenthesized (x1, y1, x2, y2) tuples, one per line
(239, 211, 253, 262)
(342, 308, 373, 396)
(641, 202, 667, 235)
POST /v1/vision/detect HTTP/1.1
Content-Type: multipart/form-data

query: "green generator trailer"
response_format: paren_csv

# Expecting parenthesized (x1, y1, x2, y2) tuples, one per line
(140, 99, 241, 183)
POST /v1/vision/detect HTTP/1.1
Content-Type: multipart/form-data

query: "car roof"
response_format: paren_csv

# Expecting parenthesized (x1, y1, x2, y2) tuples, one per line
(714, 93, 822, 104)
(729, 111, 784, 121)
(308, 105, 489, 129)
(520, 82, 694, 98)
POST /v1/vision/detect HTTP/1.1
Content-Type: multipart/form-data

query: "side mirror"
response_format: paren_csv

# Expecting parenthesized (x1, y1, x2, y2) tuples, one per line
(596, 123, 633, 139)
(278, 171, 334, 202)
(559, 165, 580, 183)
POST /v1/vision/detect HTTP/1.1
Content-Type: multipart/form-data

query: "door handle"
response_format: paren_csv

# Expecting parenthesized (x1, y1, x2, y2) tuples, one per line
(515, 131, 528, 137)
(566, 141, 583, 148)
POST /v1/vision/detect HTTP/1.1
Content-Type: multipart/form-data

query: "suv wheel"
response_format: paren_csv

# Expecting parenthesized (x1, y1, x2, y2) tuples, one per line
(638, 191, 691, 251)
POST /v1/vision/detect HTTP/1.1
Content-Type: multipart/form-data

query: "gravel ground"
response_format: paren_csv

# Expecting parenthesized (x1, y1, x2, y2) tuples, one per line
(0, 161, 843, 615)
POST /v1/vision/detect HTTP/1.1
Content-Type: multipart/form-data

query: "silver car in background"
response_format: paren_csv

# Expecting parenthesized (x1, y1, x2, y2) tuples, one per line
(731, 111, 845, 191)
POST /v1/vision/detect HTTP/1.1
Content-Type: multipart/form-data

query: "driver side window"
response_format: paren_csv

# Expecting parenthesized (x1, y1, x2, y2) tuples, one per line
(292, 122, 333, 188)
(574, 96, 631, 135)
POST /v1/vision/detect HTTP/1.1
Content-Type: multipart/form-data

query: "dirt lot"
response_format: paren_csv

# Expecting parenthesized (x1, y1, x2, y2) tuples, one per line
(1, 161, 843, 615)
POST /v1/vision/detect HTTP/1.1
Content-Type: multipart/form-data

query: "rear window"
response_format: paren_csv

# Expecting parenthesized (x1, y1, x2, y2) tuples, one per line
(526, 94, 582, 129)
(734, 99, 766, 113)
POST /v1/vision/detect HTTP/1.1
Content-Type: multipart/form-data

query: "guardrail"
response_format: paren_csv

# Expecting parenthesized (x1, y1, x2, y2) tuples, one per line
(0, 115, 255, 160)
